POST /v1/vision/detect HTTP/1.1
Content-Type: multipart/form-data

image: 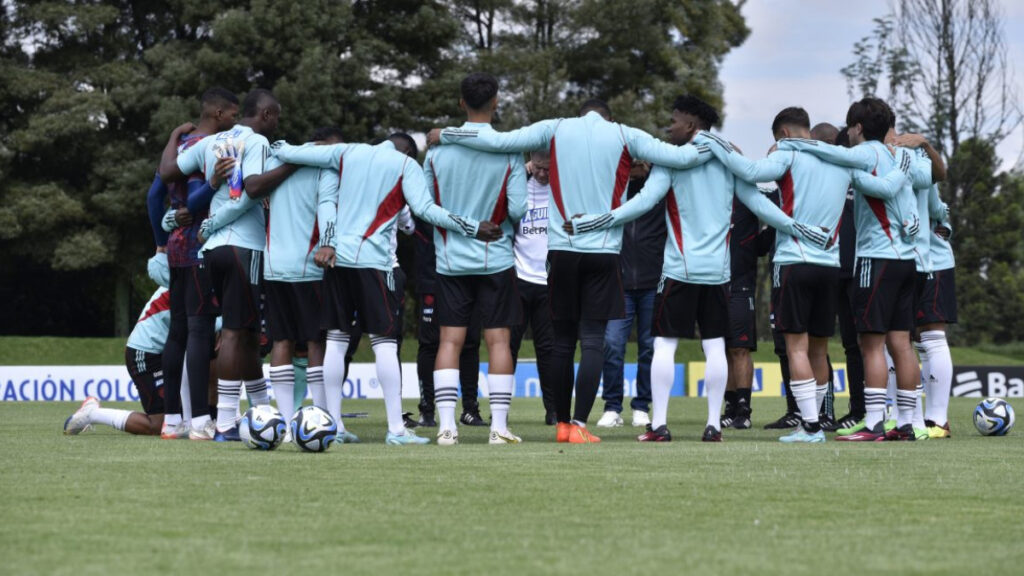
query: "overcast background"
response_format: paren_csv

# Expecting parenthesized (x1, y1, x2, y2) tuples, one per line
(718, 0, 1024, 170)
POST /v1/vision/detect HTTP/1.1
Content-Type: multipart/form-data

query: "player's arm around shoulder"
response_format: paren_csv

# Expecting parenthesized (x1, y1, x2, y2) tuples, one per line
(566, 165, 672, 235)
(778, 138, 875, 172)
(506, 155, 529, 223)
(626, 126, 712, 170)
(432, 120, 556, 153)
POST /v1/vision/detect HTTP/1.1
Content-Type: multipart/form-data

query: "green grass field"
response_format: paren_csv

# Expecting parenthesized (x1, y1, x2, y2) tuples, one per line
(2, 397, 1022, 575)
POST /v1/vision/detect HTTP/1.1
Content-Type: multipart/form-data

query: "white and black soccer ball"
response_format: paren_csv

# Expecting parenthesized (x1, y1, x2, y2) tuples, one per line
(239, 405, 287, 450)
(973, 398, 1015, 436)
(290, 405, 338, 452)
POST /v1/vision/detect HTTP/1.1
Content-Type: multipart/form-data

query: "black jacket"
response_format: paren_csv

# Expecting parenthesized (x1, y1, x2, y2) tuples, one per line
(620, 176, 667, 291)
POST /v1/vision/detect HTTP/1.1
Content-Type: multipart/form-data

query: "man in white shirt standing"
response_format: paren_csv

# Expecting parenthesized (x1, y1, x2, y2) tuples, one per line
(510, 149, 558, 425)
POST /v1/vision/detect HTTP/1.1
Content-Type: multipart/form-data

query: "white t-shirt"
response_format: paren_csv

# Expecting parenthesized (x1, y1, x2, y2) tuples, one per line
(514, 178, 550, 284)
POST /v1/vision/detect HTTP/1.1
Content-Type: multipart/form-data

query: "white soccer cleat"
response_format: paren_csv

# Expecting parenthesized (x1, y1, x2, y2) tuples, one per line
(436, 428, 459, 446)
(596, 411, 624, 428)
(489, 429, 523, 444)
(160, 421, 189, 440)
(188, 419, 217, 441)
(64, 397, 99, 436)
(631, 410, 651, 428)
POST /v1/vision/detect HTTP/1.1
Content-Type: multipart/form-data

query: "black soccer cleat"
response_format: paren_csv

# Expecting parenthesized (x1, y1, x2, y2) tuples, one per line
(402, 412, 420, 429)
(764, 411, 802, 429)
(720, 401, 736, 429)
(732, 403, 752, 429)
(834, 412, 865, 431)
(460, 411, 489, 427)
(701, 425, 722, 442)
(417, 412, 437, 428)
(637, 424, 672, 442)
(818, 414, 839, 432)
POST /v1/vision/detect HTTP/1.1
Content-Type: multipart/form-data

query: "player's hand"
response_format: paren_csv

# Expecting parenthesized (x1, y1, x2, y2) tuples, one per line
(902, 214, 920, 239)
(525, 160, 534, 176)
(935, 224, 952, 240)
(794, 222, 833, 250)
(210, 156, 235, 189)
(475, 221, 503, 242)
(174, 207, 193, 227)
(891, 133, 928, 149)
(314, 246, 336, 268)
(562, 213, 584, 235)
(172, 122, 195, 138)
(197, 218, 213, 244)
(426, 129, 442, 148)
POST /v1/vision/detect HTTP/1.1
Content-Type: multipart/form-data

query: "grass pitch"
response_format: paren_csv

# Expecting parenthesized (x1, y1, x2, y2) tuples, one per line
(1, 398, 1022, 576)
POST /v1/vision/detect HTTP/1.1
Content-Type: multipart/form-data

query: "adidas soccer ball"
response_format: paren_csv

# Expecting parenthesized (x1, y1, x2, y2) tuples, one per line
(239, 405, 287, 450)
(973, 398, 1015, 436)
(290, 405, 338, 452)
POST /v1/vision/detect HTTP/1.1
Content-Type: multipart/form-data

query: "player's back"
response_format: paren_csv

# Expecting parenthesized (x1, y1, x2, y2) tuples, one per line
(853, 140, 917, 261)
(197, 124, 269, 252)
(265, 157, 328, 281)
(425, 130, 525, 275)
(126, 288, 170, 355)
(773, 151, 848, 267)
(662, 159, 735, 285)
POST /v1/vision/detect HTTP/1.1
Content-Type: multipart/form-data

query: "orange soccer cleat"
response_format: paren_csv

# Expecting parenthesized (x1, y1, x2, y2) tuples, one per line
(568, 423, 601, 444)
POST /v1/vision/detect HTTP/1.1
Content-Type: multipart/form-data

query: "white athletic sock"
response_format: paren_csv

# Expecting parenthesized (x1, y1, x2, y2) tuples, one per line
(913, 382, 926, 429)
(703, 338, 727, 429)
(269, 365, 296, 422)
(488, 374, 514, 433)
(651, 337, 678, 430)
(180, 358, 192, 423)
(864, 387, 887, 431)
(216, 379, 242, 432)
(884, 347, 897, 420)
(921, 331, 952, 426)
(163, 413, 182, 427)
(191, 414, 210, 431)
(915, 341, 929, 428)
(244, 378, 269, 407)
(90, 408, 131, 431)
(791, 378, 819, 425)
(897, 388, 917, 427)
(815, 382, 828, 416)
(372, 336, 405, 435)
(434, 369, 460, 432)
(306, 365, 326, 418)
(324, 331, 349, 427)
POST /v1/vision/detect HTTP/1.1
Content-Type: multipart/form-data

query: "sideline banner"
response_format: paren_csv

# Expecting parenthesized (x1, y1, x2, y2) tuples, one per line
(687, 362, 851, 397)
(951, 367, 1024, 397)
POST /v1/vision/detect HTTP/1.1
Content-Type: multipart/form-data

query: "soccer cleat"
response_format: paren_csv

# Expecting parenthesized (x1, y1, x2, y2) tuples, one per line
(596, 410, 624, 428)
(914, 427, 930, 441)
(63, 396, 99, 435)
(631, 410, 651, 428)
(834, 412, 865, 431)
(436, 428, 459, 446)
(701, 425, 722, 442)
(386, 428, 430, 445)
(460, 411, 489, 427)
(544, 410, 558, 426)
(883, 424, 916, 441)
(764, 411, 801, 429)
(836, 425, 886, 442)
(720, 402, 736, 428)
(818, 414, 839, 432)
(402, 411, 420, 429)
(336, 430, 360, 444)
(161, 421, 190, 440)
(214, 427, 241, 442)
(637, 424, 672, 442)
(884, 419, 897, 432)
(925, 420, 951, 439)
(779, 427, 826, 443)
(837, 419, 867, 436)
(189, 420, 216, 441)
(489, 429, 522, 444)
(568, 422, 601, 444)
(556, 422, 572, 443)
(417, 412, 437, 428)
(720, 414, 735, 429)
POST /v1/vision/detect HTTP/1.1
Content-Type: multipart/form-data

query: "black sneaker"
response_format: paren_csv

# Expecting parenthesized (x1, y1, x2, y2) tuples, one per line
(819, 414, 839, 432)
(544, 410, 558, 426)
(402, 412, 419, 428)
(417, 412, 437, 428)
(701, 425, 722, 442)
(637, 424, 672, 442)
(835, 412, 865, 431)
(732, 405, 752, 430)
(720, 401, 737, 429)
(460, 411, 489, 427)
(764, 411, 802, 429)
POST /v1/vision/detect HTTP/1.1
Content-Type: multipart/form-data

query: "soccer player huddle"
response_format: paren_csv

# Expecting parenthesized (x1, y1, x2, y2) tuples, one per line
(63, 71, 957, 445)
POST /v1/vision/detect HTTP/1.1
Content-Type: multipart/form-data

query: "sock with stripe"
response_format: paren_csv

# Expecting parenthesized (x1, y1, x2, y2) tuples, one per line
(269, 365, 295, 423)
(306, 366, 326, 423)
(216, 379, 241, 432)
(244, 378, 269, 407)
(790, 378, 819, 432)
(921, 330, 952, 426)
(864, 387, 887, 432)
(91, 408, 131, 431)
(702, 338, 727, 430)
(323, 331, 349, 427)
(371, 336, 405, 435)
(434, 368, 460, 432)
(488, 374, 514, 433)
(897, 388, 917, 428)
(651, 337, 678, 430)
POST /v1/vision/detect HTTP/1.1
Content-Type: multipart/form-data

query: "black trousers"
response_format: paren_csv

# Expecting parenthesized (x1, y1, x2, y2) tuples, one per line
(510, 279, 557, 414)
(837, 276, 865, 415)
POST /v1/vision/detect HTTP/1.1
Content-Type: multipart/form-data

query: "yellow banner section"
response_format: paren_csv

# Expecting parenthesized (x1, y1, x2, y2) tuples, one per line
(687, 362, 851, 397)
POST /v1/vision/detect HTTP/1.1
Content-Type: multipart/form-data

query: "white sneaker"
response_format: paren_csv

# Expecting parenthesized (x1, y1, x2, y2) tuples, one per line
(489, 429, 523, 444)
(160, 421, 189, 440)
(437, 428, 459, 446)
(64, 397, 99, 435)
(189, 419, 217, 441)
(596, 410, 623, 428)
(632, 410, 651, 428)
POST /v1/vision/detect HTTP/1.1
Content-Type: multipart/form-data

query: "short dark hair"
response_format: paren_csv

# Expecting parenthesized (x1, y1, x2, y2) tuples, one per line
(673, 95, 720, 130)
(241, 88, 277, 118)
(771, 107, 810, 137)
(810, 122, 839, 144)
(884, 101, 896, 128)
(530, 149, 550, 162)
(578, 99, 612, 119)
(835, 126, 851, 148)
(201, 87, 238, 108)
(845, 97, 890, 142)
(461, 72, 499, 111)
(388, 132, 418, 158)
(309, 126, 344, 142)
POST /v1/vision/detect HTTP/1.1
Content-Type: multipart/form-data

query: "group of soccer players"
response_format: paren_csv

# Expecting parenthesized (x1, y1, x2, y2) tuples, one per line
(63, 70, 957, 445)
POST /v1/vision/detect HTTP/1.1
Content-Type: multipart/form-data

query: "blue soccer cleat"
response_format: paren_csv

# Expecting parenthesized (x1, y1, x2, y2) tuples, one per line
(385, 428, 429, 445)
(214, 427, 241, 442)
(337, 430, 361, 444)
(779, 427, 826, 443)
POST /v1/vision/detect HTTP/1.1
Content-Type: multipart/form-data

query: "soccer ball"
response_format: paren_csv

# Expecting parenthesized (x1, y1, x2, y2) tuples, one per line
(973, 398, 1015, 436)
(239, 405, 287, 450)
(290, 406, 338, 453)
